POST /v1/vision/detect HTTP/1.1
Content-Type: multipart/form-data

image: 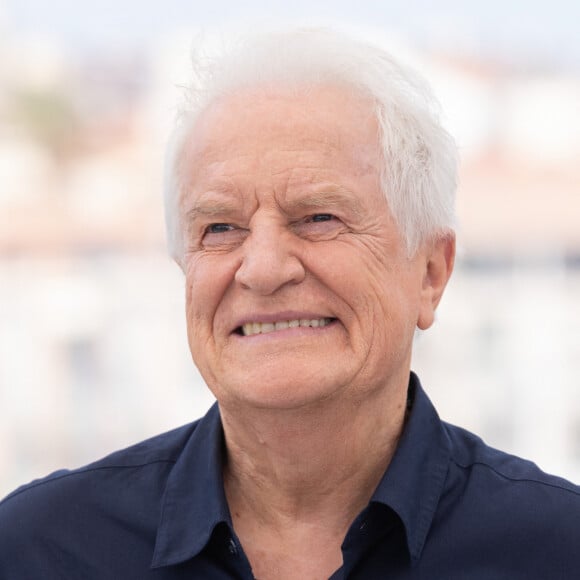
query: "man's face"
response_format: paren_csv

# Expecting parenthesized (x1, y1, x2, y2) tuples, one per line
(180, 86, 441, 409)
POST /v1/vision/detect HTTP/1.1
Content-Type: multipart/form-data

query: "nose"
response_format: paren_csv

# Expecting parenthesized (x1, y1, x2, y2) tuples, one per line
(235, 224, 306, 295)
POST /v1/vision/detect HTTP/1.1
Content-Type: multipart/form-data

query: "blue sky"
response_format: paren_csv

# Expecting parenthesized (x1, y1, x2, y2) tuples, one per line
(3, 0, 579, 70)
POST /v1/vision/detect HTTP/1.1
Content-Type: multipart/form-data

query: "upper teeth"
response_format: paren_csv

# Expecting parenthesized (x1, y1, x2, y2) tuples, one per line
(242, 318, 332, 336)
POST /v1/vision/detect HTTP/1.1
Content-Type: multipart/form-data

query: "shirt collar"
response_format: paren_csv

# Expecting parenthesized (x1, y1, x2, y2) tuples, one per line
(151, 373, 451, 569)
(370, 372, 451, 566)
(151, 402, 230, 568)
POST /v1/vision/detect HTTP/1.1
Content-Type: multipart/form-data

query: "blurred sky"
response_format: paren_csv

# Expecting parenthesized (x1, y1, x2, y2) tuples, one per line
(3, 0, 580, 70)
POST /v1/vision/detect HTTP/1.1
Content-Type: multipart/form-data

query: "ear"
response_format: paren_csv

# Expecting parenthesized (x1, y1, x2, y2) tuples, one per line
(417, 233, 456, 331)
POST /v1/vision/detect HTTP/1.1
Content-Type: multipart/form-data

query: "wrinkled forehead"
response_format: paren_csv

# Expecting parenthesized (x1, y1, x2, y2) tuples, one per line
(178, 83, 382, 189)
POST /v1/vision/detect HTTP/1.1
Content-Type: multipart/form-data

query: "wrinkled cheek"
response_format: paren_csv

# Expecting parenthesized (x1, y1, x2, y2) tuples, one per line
(185, 295, 215, 383)
(185, 289, 206, 336)
(184, 279, 206, 349)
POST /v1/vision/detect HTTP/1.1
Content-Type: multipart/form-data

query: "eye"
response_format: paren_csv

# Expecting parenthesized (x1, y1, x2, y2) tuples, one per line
(200, 222, 247, 250)
(308, 213, 335, 223)
(205, 223, 234, 234)
(292, 212, 345, 241)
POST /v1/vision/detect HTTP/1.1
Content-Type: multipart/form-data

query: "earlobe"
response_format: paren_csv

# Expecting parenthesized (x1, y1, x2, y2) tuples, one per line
(417, 233, 456, 331)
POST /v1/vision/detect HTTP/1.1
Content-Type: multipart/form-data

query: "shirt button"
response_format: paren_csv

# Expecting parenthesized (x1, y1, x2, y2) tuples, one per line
(228, 538, 238, 556)
(359, 520, 367, 532)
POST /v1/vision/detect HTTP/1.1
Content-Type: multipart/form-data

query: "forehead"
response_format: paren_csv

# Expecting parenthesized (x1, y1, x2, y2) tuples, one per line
(180, 85, 382, 190)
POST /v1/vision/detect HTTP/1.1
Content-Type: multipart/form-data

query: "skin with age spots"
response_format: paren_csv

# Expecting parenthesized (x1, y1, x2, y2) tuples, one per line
(178, 85, 454, 579)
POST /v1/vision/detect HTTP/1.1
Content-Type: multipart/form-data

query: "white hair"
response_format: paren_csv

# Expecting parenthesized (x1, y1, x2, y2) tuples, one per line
(164, 28, 457, 263)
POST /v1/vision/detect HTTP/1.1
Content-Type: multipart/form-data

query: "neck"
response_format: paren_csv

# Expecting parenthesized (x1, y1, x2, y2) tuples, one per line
(220, 378, 409, 532)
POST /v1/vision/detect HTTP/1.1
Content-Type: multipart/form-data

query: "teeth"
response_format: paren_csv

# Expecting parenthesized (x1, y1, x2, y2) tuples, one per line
(241, 318, 332, 336)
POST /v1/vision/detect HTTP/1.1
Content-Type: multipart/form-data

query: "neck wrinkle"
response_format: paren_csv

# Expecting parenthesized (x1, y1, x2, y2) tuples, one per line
(220, 382, 407, 531)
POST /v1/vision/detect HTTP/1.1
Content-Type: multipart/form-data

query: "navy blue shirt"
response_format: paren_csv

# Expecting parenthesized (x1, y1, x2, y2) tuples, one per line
(1, 373, 579, 579)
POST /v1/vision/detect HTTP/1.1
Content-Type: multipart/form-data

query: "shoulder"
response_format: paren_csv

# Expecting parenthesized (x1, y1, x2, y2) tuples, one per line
(444, 420, 579, 494)
(416, 420, 580, 577)
(442, 421, 580, 541)
(0, 421, 200, 577)
(1, 419, 199, 506)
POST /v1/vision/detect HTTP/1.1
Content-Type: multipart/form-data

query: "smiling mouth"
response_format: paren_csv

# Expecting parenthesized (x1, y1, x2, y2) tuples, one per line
(235, 318, 337, 336)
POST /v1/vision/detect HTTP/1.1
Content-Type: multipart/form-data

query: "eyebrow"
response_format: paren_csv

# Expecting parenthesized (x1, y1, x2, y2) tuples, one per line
(287, 188, 365, 219)
(186, 200, 239, 220)
(183, 182, 242, 222)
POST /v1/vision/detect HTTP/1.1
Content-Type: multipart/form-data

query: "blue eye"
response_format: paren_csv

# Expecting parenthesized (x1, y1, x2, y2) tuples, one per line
(206, 223, 234, 234)
(201, 222, 247, 249)
(311, 214, 334, 222)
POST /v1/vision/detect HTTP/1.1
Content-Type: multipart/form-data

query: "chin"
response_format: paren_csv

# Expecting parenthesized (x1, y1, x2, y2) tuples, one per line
(214, 372, 346, 411)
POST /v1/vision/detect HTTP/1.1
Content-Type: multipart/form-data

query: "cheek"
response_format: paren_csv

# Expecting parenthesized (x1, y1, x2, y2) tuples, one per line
(184, 280, 204, 354)
(301, 245, 387, 340)
(184, 257, 217, 332)
(314, 241, 422, 340)
(184, 254, 239, 331)
(309, 239, 395, 303)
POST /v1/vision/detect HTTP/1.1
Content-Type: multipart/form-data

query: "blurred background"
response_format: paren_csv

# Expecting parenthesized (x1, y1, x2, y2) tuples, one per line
(1, 0, 579, 498)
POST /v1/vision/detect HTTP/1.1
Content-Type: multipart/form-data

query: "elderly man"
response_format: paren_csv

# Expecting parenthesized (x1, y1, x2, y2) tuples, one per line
(1, 29, 578, 579)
